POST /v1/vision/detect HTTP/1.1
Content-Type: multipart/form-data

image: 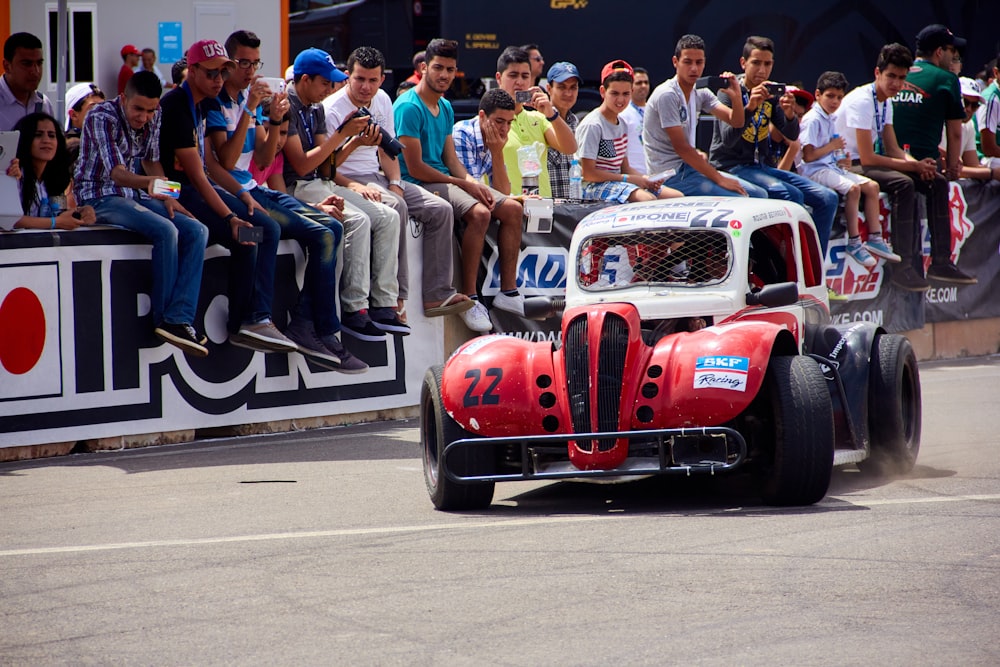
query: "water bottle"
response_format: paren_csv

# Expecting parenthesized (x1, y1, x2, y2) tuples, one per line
(832, 134, 847, 161)
(569, 159, 583, 201)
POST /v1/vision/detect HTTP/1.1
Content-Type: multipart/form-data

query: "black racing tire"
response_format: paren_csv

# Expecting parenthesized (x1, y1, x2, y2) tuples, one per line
(760, 355, 835, 506)
(420, 365, 495, 511)
(858, 334, 921, 476)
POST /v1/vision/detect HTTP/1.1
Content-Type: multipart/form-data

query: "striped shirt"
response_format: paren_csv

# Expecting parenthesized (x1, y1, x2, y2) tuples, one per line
(452, 116, 493, 184)
(74, 97, 160, 203)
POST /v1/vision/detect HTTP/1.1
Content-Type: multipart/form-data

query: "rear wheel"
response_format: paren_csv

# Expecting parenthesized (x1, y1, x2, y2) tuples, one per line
(421, 365, 495, 511)
(759, 355, 834, 506)
(858, 334, 921, 476)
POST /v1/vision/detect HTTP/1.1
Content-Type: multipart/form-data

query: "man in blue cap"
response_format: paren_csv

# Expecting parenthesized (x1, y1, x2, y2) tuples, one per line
(545, 61, 582, 198)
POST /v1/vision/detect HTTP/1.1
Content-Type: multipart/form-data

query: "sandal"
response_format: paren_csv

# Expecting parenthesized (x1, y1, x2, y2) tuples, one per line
(424, 292, 474, 317)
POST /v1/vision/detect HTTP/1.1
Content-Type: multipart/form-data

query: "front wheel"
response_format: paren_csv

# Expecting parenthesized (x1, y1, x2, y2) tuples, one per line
(759, 355, 835, 506)
(858, 334, 921, 476)
(421, 365, 495, 511)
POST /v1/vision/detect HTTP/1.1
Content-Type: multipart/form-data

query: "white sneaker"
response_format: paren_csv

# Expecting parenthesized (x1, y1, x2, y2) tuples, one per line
(492, 291, 525, 316)
(460, 301, 493, 332)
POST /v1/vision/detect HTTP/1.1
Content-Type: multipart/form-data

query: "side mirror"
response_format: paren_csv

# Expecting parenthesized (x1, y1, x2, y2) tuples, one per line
(746, 281, 798, 308)
(523, 296, 566, 320)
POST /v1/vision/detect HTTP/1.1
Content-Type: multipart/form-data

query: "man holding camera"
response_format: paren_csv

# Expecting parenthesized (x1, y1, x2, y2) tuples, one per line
(201, 30, 368, 373)
(283, 47, 402, 343)
(323, 46, 459, 332)
(709, 36, 838, 256)
(643, 34, 765, 198)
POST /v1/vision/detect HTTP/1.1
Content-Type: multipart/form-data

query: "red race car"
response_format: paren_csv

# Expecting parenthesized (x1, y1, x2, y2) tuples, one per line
(421, 198, 921, 510)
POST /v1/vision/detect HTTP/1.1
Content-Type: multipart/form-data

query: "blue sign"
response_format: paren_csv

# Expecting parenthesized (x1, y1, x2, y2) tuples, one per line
(159, 22, 183, 63)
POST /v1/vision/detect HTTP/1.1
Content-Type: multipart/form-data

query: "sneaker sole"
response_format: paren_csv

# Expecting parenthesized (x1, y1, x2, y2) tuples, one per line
(296, 349, 369, 374)
(891, 280, 930, 293)
(926, 274, 978, 285)
(492, 304, 525, 316)
(340, 325, 388, 342)
(866, 247, 901, 263)
(155, 327, 209, 357)
(372, 321, 411, 335)
(235, 329, 299, 352)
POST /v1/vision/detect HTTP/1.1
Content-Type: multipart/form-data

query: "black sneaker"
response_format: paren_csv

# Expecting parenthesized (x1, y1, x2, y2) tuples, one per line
(369, 306, 411, 336)
(927, 262, 977, 285)
(155, 322, 209, 357)
(340, 309, 386, 342)
(890, 265, 930, 292)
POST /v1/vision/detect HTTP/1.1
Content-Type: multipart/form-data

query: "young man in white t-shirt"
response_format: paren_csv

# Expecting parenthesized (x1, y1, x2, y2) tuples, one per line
(575, 60, 681, 202)
(324, 46, 463, 332)
(836, 42, 974, 291)
(799, 70, 900, 270)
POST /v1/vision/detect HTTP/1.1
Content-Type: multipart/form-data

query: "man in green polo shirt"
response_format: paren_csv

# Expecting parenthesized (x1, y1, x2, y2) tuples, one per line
(891, 24, 976, 286)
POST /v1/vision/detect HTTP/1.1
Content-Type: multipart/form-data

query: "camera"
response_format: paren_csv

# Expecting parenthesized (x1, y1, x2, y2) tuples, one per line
(695, 76, 729, 92)
(765, 83, 787, 98)
(515, 90, 533, 104)
(337, 107, 404, 159)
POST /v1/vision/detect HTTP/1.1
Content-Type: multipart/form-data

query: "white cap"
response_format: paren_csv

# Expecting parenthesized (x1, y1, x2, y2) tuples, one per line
(959, 76, 983, 101)
(284, 64, 295, 82)
(65, 82, 104, 130)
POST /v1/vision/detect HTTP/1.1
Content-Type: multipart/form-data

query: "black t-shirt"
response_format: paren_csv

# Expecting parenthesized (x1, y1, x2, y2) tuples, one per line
(158, 84, 222, 185)
(283, 87, 326, 188)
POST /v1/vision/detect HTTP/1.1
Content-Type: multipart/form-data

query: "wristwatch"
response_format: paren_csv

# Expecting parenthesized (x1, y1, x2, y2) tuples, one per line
(389, 179, 403, 188)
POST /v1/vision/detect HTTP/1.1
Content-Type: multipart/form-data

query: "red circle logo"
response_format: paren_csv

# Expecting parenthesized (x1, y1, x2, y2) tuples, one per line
(0, 287, 47, 375)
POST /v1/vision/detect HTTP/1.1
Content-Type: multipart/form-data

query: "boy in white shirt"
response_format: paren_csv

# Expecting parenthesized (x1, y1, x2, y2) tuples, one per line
(798, 71, 900, 269)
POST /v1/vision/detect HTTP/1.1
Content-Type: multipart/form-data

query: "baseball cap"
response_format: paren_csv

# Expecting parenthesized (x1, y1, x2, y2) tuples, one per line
(186, 39, 236, 70)
(601, 59, 634, 83)
(120, 44, 141, 58)
(65, 82, 105, 131)
(959, 76, 983, 100)
(915, 24, 966, 53)
(547, 61, 581, 84)
(787, 85, 814, 110)
(293, 47, 348, 82)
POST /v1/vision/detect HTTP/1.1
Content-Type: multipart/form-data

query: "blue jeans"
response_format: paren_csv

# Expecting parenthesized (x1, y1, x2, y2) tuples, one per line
(664, 162, 768, 198)
(250, 187, 344, 336)
(86, 195, 208, 326)
(731, 164, 839, 257)
(179, 184, 279, 333)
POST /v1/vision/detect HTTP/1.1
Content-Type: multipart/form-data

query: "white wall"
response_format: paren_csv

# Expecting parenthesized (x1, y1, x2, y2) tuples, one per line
(10, 0, 282, 114)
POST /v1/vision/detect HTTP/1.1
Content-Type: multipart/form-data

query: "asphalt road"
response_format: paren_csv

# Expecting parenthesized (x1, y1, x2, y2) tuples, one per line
(2, 356, 999, 666)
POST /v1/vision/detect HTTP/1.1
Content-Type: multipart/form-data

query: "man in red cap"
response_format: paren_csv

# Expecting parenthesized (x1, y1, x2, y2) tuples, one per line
(118, 44, 141, 95)
(157, 39, 299, 355)
(575, 59, 682, 202)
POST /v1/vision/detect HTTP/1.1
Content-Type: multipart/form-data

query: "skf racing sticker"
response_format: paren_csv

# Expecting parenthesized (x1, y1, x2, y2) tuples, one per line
(694, 355, 749, 392)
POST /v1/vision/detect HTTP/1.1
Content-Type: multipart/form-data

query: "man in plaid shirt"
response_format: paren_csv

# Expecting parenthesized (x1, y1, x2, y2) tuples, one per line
(74, 70, 210, 357)
(452, 88, 517, 195)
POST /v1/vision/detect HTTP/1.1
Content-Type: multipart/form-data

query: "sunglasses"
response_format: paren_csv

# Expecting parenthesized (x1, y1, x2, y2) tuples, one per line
(236, 59, 263, 71)
(195, 64, 231, 81)
(964, 100, 981, 110)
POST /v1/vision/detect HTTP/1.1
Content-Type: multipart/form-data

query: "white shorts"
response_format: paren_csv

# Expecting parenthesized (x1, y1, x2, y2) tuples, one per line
(807, 167, 874, 196)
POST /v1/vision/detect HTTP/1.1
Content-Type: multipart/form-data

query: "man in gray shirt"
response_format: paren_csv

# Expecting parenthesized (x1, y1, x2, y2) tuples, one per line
(643, 34, 765, 198)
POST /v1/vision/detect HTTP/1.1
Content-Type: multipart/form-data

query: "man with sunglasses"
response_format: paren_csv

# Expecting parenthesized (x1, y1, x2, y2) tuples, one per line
(158, 39, 298, 355)
(203, 30, 368, 373)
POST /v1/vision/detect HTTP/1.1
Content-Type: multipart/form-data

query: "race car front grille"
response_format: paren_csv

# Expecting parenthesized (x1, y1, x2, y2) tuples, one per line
(565, 313, 629, 452)
(565, 316, 590, 448)
(596, 314, 628, 451)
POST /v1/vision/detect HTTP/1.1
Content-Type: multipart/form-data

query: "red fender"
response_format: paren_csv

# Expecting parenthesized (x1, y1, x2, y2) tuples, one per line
(441, 335, 557, 436)
(636, 320, 786, 428)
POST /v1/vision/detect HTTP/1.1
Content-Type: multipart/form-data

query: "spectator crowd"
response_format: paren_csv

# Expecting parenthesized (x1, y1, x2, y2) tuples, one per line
(2, 24, 998, 366)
